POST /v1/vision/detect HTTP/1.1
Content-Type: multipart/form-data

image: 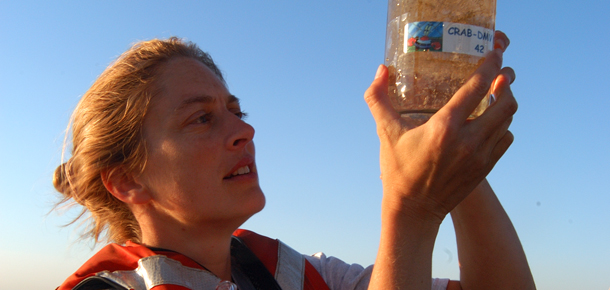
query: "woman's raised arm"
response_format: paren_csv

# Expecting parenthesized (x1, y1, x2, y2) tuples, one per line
(363, 31, 525, 290)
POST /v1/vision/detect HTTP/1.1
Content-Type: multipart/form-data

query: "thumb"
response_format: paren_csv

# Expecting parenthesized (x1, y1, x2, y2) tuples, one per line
(364, 65, 400, 129)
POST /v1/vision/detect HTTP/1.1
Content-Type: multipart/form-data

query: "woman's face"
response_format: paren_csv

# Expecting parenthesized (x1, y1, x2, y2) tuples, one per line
(135, 57, 265, 228)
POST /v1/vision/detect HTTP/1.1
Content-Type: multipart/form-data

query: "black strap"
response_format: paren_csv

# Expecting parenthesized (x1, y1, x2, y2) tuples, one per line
(231, 237, 283, 290)
(71, 276, 128, 290)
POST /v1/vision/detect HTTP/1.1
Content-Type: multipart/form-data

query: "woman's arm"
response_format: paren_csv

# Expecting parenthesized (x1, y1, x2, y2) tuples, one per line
(450, 179, 536, 290)
(364, 32, 520, 290)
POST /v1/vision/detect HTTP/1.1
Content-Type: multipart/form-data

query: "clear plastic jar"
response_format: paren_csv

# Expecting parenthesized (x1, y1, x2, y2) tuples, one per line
(385, 0, 496, 125)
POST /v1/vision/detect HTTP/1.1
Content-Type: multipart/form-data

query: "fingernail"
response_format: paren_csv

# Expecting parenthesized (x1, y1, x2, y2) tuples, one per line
(494, 37, 506, 51)
(375, 65, 384, 79)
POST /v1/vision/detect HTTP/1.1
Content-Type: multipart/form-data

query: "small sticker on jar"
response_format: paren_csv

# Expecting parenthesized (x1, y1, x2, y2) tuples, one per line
(405, 22, 494, 57)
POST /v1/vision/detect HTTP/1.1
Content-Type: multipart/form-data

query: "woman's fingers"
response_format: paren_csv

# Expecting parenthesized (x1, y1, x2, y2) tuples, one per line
(495, 66, 516, 86)
(364, 65, 402, 136)
(440, 48, 504, 123)
(474, 67, 518, 140)
(467, 67, 517, 174)
(437, 30, 511, 124)
(494, 30, 510, 52)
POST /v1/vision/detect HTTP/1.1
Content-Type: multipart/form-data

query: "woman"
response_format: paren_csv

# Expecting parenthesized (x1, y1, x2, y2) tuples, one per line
(55, 33, 535, 290)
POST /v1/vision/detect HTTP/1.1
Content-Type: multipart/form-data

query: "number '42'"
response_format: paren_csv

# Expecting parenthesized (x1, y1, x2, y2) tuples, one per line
(475, 44, 485, 53)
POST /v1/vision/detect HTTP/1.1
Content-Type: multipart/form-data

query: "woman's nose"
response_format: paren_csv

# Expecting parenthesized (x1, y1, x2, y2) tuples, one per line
(226, 113, 255, 150)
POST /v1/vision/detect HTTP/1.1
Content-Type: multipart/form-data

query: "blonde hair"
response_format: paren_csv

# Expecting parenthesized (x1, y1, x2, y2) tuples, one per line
(53, 37, 224, 244)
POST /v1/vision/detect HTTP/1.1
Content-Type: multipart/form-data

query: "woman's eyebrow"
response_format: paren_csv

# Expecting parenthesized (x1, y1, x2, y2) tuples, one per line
(175, 94, 240, 112)
(228, 95, 241, 106)
(175, 95, 216, 112)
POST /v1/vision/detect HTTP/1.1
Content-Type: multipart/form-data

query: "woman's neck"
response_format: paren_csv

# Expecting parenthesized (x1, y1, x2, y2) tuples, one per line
(139, 217, 241, 281)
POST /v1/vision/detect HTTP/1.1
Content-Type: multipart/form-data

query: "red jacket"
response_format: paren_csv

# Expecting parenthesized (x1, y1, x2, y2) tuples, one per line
(58, 229, 330, 290)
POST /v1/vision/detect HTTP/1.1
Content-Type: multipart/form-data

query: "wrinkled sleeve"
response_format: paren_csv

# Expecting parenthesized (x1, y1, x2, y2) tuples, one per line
(304, 252, 449, 290)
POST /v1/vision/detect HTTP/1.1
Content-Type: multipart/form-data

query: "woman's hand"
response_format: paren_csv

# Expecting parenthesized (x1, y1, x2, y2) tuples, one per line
(365, 31, 517, 224)
(365, 31, 530, 290)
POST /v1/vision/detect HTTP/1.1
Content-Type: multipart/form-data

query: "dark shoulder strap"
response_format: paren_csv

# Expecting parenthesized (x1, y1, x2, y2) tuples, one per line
(231, 237, 283, 290)
(71, 276, 128, 290)
(233, 230, 331, 290)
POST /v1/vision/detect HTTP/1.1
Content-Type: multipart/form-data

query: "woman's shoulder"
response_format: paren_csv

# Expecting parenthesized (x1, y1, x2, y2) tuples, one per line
(57, 242, 157, 290)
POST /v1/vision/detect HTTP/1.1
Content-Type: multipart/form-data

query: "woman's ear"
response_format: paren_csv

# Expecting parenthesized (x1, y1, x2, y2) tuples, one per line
(101, 167, 151, 205)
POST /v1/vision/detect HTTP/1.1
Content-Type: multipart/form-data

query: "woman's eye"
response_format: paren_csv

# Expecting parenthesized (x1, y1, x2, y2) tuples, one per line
(192, 110, 247, 125)
(194, 113, 211, 124)
(235, 111, 248, 120)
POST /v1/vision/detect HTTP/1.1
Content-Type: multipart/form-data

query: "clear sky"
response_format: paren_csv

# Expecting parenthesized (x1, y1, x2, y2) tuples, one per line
(1, 1, 608, 289)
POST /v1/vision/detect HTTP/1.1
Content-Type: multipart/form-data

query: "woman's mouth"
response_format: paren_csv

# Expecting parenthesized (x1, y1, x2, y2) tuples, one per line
(224, 155, 257, 180)
(224, 163, 256, 180)
(230, 165, 251, 177)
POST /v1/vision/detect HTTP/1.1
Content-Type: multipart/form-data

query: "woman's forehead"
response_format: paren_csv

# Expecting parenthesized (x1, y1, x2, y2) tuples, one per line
(153, 57, 230, 107)
(159, 57, 224, 90)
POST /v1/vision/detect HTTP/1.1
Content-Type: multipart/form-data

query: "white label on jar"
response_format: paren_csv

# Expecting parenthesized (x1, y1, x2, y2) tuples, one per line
(404, 22, 494, 57)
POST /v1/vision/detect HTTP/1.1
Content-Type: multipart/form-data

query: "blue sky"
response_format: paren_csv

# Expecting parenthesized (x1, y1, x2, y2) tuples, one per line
(1, 1, 609, 289)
